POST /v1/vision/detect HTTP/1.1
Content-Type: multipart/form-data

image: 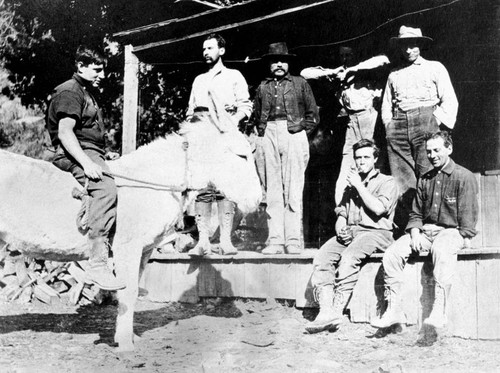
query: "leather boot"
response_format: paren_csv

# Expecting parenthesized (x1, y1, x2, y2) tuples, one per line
(329, 288, 351, 328)
(371, 285, 406, 329)
(217, 200, 237, 255)
(424, 283, 450, 328)
(188, 202, 213, 256)
(305, 285, 336, 334)
(87, 237, 125, 291)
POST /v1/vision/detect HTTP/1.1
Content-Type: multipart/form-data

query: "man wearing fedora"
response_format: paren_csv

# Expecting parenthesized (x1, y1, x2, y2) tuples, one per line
(253, 42, 319, 254)
(186, 33, 252, 256)
(382, 26, 458, 229)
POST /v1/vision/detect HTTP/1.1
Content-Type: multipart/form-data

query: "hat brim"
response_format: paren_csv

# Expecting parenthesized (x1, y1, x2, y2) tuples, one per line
(261, 53, 296, 60)
(389, 36, 433, 48)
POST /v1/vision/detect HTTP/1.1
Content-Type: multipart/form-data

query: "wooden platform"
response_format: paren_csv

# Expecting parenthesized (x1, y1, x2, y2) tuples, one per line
(140, 248, 500, 340)
(140, 172, 500, 340)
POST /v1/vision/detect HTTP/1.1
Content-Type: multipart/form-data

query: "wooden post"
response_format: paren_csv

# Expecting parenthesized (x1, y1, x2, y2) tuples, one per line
(122, 44, 139, 154)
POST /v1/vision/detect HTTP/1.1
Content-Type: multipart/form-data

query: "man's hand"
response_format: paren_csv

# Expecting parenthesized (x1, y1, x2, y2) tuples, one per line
(409, 228, 423, 253)
(83, 161, 103, 181)
(346, 168, 363, 189)
(105, 151, 120, 160)
(337, 226, 353, 246)
(463, 237, 472, 250)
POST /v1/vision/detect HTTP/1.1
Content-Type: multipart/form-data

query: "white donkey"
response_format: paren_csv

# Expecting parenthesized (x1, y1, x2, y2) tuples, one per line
(0, 117, 262, 351)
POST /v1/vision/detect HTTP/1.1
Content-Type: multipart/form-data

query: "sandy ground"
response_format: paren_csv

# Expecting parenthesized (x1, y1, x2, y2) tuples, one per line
(1, 296, 500, 373)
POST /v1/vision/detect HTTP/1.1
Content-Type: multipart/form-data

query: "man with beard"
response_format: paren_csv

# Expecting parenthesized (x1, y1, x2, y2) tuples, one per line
(186, 33, 252, 256)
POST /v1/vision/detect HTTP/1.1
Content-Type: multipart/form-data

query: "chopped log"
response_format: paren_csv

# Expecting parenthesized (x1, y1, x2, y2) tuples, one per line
(67, 262, 88, 284)
(33, 285, 55, 304)
(68, 282, 85, 305)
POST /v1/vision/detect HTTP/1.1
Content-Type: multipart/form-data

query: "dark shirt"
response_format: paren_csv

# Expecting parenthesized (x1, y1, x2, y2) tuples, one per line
(407, 159, 478, 238)
(46, 73, 105, 153)
(254, 73, 319, 136)
(267, 75, 289, 121)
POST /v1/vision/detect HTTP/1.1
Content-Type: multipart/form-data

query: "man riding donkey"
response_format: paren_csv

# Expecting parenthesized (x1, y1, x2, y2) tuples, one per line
(46, 45, 124, 291)
(186, 33, 253, 256)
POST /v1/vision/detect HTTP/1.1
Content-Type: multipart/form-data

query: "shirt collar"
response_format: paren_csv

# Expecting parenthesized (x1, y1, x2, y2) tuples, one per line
(73, 73, 92, 89)
(413, 56, 425, 65)
(362, 168, 380, 184)
(439, 158, 455, 175)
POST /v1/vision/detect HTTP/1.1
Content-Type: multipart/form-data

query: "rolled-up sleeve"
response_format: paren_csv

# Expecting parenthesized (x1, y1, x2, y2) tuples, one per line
(376, 177, 399, 215)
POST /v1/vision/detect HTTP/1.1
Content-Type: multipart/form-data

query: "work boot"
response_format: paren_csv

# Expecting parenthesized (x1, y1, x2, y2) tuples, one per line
(217, 200, 238, 255)
(305, 285, 336, 334)
(424, 283, 450, 328)
(188, 202, 213, 256)
(371, 285, 406, 329)
(87, 237, 125, 291)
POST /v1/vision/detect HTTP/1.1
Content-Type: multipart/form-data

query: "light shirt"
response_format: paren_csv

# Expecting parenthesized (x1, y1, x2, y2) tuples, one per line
(335, 169, 399, 231)
(187, 63, 252, 120)
(381, 56, 458, 128)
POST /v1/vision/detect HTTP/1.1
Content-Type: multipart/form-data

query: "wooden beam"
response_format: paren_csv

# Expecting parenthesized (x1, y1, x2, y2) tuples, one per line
(133, 0, 335, 53)
(122, 45, 139, 154)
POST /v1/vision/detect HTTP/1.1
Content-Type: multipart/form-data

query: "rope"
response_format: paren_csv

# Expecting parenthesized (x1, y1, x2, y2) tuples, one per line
(103, 141, 191, 192)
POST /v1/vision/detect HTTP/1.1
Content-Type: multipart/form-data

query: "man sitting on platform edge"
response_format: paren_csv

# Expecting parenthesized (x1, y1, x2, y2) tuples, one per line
(306, 139, 398, 333)
(371, 131, 478, 331)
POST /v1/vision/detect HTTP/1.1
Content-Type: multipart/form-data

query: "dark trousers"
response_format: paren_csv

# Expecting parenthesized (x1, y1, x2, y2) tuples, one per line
(385, 106, 439, 229)
(53, 148, 117, 240)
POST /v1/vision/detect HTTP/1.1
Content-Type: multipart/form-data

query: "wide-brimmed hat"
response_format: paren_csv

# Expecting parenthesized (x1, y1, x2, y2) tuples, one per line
(389, 26, 433, 47)
(261, 42, 296, 60)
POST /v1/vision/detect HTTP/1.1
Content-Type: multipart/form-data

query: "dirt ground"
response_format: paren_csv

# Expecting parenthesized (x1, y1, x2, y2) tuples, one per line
(1, 296, 500, 373)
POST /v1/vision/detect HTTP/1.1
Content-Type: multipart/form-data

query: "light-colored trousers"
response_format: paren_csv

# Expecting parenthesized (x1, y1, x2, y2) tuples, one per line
(383, 224, 464, 289)
(255, 120, 310, 247)
(335, 108, 378, 205)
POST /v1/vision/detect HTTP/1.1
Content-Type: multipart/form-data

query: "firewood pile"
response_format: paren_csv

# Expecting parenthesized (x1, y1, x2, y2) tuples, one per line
(0, 250, 106, 306)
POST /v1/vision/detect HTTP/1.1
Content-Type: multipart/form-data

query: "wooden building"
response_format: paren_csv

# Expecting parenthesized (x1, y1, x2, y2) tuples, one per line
(114, 0, 500, 339)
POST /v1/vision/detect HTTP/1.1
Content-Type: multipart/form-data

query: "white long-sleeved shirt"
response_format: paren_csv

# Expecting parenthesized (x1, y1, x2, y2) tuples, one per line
(381, 56, 458, 128)
(186, 63, 252, 120)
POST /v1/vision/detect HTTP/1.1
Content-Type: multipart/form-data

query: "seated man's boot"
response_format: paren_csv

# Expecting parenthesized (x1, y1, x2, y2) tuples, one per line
(424, 283, 450, 328)
(188, 202, 213, 256)
(371, 285, 406, 329)
(305, 285, 336, 334)
(329, 288, 351, 329)
(87, 237, 125, 291)
(217, 200, 238, 255)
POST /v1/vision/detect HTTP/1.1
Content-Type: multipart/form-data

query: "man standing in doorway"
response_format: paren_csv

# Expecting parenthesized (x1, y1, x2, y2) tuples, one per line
(47, 45, 124, 291)
(382, 26, 458, 227)
(254, 42, 319, 254)
(186, 33, 252, 256)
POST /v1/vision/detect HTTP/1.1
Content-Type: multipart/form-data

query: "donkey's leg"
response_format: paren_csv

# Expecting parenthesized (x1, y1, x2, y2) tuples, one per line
(113, 243, 142, 352)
